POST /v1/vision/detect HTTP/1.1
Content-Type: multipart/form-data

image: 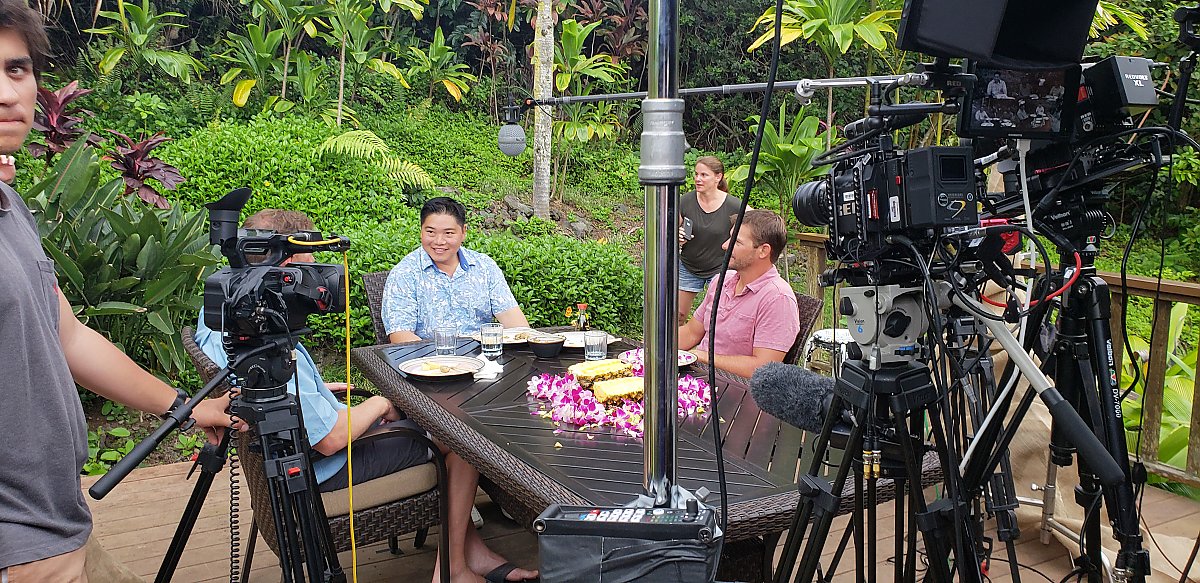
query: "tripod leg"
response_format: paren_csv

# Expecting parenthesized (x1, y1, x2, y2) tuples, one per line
(241, 520, 258, 583)
(156, 430, 232, 583)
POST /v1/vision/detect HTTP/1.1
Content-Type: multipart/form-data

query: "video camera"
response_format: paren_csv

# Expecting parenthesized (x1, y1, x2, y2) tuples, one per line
(202, 188, 350, 338)
(790, 0, 1169, 272)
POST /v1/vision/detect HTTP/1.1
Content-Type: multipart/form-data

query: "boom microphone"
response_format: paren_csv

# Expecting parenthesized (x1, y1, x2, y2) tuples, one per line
(749, 362, 841, 433)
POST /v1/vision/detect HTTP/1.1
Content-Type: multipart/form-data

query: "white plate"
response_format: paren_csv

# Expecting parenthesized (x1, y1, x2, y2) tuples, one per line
(560, 331, 620, 348)
(397, 355, 484, 379)
(617, 349, 697, 367)
(468, 326, 536, 344)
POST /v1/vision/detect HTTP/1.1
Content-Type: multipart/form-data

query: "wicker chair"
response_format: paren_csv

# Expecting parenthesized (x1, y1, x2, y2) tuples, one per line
(181, 327, 449, 582)
(783, 292, 824, 365)
(362, 270, 392, 344)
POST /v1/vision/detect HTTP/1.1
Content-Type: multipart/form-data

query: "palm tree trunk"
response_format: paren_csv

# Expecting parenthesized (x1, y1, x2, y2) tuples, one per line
(531, 0, 554, 219)
(281, 42, 292, 101)
(336, 33, 347, 127)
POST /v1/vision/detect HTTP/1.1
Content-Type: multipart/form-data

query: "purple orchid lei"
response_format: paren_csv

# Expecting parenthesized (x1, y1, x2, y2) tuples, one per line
(526, 368, 711, 438)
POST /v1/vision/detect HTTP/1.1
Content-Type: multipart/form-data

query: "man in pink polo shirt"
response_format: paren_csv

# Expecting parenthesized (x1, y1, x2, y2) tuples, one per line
(679, 209, 801, 378)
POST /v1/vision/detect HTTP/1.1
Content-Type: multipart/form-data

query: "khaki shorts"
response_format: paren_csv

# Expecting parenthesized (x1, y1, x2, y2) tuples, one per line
(0, 535, 142, 583)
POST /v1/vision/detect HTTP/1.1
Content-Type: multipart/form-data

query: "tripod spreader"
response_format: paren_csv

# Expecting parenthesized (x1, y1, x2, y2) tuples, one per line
(951, 293, 1126, 487)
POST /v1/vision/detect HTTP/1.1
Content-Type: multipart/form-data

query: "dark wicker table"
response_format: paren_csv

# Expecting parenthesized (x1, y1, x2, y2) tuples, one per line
(351, 333, 810, 581)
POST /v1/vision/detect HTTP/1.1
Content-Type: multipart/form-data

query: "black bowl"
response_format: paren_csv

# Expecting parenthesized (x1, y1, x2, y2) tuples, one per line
(528, 334, 566, 359)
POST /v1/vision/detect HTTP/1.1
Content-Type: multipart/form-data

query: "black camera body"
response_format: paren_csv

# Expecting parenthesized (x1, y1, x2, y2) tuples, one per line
(794, 144, 978, 262)
(202, 188, 350, 340)
(203, 261, 345, 337)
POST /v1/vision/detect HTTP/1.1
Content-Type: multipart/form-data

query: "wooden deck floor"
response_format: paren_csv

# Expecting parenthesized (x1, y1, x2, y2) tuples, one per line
(84, 462, 1200, 582)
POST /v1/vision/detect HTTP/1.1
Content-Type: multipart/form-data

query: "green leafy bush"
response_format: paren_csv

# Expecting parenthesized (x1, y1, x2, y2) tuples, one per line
(305, 222, 645, 348)
(23, 141, 221, 380)
(158, 115, 413, 230)
(472, 233, 644, 336)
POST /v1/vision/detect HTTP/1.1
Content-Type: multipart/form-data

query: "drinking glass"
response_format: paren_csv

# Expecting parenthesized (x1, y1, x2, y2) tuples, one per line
(481, 323, 504, 358)
(584, 330, 608, 361)
(434, 326, 458, 356)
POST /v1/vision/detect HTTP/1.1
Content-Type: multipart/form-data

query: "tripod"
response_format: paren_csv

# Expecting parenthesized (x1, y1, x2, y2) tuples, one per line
(169, 333, 347, 583)
(1025, 194, 1150, 582)
(772, 284, 982, 583)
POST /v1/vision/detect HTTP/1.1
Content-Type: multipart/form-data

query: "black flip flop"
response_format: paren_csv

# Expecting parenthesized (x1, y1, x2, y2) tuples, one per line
(483, 562, 539, 583)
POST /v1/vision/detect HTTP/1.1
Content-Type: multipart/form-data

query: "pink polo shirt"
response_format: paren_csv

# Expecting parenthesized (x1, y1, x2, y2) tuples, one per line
(693, 266, 801, 356)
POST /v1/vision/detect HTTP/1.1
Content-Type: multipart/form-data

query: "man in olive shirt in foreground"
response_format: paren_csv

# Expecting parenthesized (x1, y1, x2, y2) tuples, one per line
(0, 4, 229, 580)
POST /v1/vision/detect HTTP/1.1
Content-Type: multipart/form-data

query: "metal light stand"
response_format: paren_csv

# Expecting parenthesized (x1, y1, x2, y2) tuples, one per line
(640, 0, 684, 508)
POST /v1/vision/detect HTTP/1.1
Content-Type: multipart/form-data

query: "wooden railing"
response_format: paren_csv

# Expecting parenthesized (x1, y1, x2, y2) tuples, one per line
(786, 233, 1200, 486)
(1107, 273, 1200, 487)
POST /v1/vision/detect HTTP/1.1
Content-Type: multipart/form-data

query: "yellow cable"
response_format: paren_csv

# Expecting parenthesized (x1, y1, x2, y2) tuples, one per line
(288, 235, 345, 246)
(342, 250, 358, 583)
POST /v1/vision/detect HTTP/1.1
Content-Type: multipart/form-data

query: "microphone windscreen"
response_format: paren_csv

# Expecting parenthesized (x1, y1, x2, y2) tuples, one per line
(749, 362, 836, 433)
(498, 123, 527, 157)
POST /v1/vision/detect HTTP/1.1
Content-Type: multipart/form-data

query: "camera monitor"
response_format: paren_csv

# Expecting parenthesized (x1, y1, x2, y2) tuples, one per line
(958, 65, 1081, 141)
(898, 0, 1097, 67)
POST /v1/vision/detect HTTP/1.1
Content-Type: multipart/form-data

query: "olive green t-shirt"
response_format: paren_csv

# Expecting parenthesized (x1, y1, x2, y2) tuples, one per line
(0, 182, 91, 569)
(679, 191, 742, 279)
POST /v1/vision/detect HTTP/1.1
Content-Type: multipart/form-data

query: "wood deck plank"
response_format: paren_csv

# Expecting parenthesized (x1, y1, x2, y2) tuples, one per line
(85, 461, 1200, 582)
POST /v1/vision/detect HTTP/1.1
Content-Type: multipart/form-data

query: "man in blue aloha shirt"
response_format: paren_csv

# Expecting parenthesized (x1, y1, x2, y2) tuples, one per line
(383, 197, 530, 343)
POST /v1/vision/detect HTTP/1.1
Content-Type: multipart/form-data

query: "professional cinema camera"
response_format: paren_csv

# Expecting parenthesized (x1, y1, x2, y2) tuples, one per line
(90, 188, 354, 583)
(765, 2, 1200, 582)
(204, 188, 348, 339)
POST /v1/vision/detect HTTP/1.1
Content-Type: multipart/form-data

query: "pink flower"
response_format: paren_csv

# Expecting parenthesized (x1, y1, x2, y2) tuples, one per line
(526, 369, 710, 438)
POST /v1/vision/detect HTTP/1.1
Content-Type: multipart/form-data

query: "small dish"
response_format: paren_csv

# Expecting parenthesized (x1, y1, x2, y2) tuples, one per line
(397, 355, 484, 380)
(468, 326, 535, 344)
(528, 334, 566, 359)
(617, 348, 697, 368)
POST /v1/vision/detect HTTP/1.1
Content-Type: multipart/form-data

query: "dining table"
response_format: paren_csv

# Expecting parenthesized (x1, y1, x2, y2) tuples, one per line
(350, 328, 925, 581)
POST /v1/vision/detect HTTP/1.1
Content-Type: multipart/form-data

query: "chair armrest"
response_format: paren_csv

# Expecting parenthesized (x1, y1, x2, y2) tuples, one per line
(357, 425, 443, 463)
(327, 387, 410, 420)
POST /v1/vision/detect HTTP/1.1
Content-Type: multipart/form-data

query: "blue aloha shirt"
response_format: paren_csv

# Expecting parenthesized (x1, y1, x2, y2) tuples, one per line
(194, 311, 348, 485)
(382, 246, 519, 340)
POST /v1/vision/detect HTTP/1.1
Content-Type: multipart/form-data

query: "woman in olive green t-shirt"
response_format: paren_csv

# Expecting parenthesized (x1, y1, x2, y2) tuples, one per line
(678, 156, 741, 324)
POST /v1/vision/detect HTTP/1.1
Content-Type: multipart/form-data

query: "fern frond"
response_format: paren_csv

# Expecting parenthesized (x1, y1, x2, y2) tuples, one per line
(379, 157, 436, 192)
(315, 129, 391, 160)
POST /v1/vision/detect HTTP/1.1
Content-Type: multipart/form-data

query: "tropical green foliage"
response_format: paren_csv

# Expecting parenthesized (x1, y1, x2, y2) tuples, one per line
(22, 142, 221, 379)
(218, 22, 287, 108)
(728, 104, 831, 224)
(84, 0, 206, 83)
(315, 129, 436, 196)
(407, 27, 477, 101)
(1120, 301, 1198, 499)
(747, 0, 899, 58)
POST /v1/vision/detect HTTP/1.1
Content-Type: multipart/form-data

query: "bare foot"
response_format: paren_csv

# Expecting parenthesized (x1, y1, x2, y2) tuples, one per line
(464, 537, 538, 581)
(431, 560, 485, 583)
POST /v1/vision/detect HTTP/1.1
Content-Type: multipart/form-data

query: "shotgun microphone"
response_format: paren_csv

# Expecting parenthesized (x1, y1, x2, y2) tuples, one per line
(749, 362, 842, 433)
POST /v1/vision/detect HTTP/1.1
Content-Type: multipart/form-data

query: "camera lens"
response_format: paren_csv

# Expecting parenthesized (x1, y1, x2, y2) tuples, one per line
(792, 179, 832, 228)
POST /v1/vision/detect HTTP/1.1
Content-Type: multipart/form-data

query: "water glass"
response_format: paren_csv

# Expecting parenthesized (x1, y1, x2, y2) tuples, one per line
(481, 323, 504, 359)
(584, 330, 608, 361)
(434, 326, 458, 356)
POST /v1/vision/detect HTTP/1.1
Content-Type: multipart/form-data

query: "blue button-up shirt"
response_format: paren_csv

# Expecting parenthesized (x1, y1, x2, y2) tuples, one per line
(194, 312, 348, 485)
(382, 246, 519, 339)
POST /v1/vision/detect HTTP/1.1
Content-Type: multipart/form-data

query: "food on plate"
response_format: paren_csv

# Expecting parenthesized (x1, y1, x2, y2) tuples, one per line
(420, 361, 460, 374)
(592, 376, 645, 405)
(567, 359, 632, 388)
